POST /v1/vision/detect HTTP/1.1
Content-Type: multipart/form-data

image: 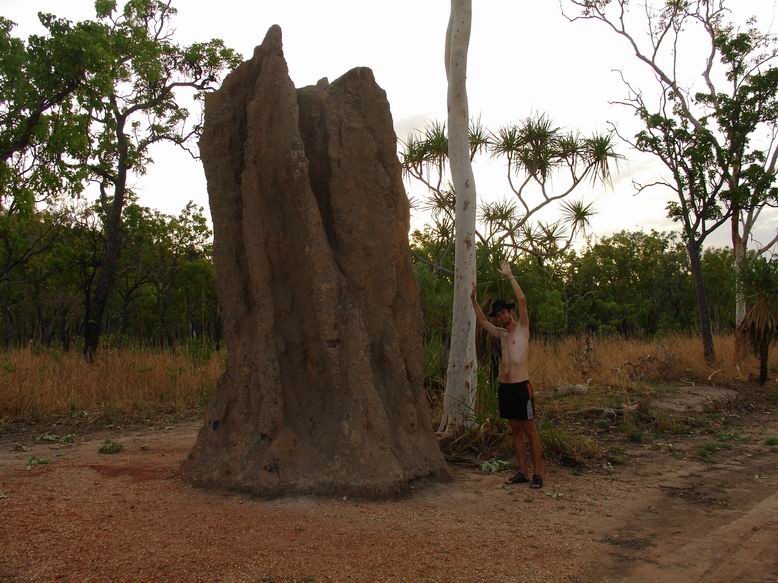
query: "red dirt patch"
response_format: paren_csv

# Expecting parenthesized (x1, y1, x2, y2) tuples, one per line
(88, 463, 176, 482)
(1, 416, 777, 582)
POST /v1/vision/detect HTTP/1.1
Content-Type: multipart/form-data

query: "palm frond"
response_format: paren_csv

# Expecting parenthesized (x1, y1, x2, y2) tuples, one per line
(561, 199, 597, 232)
(422, 120, 448, 164)
(737, 256, 778, 354)
(468, 117, 489, 159)
(584, 132, 622, 184)
(488, 124, 522, 158)
(479, 198, 519, 225)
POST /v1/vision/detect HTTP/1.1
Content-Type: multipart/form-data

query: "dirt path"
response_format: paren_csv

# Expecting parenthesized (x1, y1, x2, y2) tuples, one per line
(1, 408, 776, 582)
(584, 407, 778, 583)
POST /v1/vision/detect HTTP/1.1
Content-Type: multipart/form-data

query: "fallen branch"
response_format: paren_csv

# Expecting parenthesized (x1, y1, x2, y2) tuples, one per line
(559, 403, 638, 418)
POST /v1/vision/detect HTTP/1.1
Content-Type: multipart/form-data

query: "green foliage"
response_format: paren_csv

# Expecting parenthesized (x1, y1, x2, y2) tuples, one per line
(479, 458, 512, 473)
(0, 15, 106, 211)
(626, 427, 644, 443)
(696, 441, 731, 459)
(182, 335, 215, 367)
(535, 289, 565, 338)
(1, 1, 241, 359)
(98, 440, 123, 454)
(714, 431, 743, 442)
(565, 0, 778, 363)
(737, 255, 778, 382)
(402, 113, 620, 262)
(0, 199, 219, 349)
(422, 333, 447, 394)
(25, 455, 49, 468)
(607, 447, 627, 466)
(412, 226, 735, 345)
(473, 367, 500, 424)
(765, 437, 778, 446)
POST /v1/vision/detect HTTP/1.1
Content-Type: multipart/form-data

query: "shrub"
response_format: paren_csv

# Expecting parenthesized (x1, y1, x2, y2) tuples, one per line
(98, 441, 123, 454)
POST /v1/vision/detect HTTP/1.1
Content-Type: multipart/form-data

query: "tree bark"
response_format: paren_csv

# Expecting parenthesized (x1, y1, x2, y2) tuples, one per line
(758, 340, 769, 385)
(687, 240, 716, 364)
(732, 212, 748, 328)
(439, 0, 477, 433)
(83, 188, 125, 362)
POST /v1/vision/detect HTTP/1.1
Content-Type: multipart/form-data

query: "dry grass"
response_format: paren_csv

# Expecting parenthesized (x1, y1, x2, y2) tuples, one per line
(0, 333, 773, 422)
(442, 333, 774, 466)
(529, 333, 767, 391)
(0, 346, 223, 420)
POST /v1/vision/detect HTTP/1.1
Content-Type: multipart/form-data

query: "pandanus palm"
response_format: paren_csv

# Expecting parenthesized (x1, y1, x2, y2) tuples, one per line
(737, 256, 778, 384)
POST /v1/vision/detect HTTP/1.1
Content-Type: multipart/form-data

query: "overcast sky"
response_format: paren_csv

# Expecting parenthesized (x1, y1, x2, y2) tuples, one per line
(3, 0, 778, 249)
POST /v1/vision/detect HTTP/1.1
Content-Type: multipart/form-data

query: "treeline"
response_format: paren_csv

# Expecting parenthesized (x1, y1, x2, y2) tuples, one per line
(413, 228, 735, 341)
(0, 202, 218, 350)
(2, 203, 736, 351)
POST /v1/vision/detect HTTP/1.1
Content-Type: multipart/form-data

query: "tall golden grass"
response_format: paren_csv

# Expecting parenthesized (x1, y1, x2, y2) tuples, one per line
(529, 333, 767, 390)
(0, 333, 772, 421)
(0, 346, 223, 420)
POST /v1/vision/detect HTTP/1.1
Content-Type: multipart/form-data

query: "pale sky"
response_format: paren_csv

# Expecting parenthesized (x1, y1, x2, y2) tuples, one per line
(3, 0, 778, 249)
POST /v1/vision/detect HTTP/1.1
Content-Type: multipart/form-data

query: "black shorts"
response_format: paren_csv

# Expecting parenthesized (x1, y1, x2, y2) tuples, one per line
(498, 380, 535, 421)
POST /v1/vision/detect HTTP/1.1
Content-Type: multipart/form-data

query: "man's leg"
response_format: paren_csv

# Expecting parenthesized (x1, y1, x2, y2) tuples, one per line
(518, 420, 543, 477)
(510, 420, 529, 476)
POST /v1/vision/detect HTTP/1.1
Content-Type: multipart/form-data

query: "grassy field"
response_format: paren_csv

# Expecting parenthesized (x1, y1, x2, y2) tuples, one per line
(0, 334, 773, 422)
(0, 346, 223, 420)
(529, 333, 752, 388)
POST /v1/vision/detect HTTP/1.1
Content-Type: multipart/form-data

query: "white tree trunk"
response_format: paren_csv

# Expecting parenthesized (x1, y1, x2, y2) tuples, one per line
(734, 209, 778, 328)
(733, 222, 746, 328)
(439, 0, 477, 433)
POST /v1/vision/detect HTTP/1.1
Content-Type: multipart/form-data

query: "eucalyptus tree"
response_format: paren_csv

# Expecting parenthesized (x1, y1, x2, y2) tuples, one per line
(619, 81, 730, 362)
(564, 0, 778, 343)
(438, 0, 479, 432)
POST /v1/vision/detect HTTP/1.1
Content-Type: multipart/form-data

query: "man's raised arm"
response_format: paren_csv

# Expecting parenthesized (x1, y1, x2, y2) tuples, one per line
(471, 283, 505, 337)
(499, 261, 529, 328)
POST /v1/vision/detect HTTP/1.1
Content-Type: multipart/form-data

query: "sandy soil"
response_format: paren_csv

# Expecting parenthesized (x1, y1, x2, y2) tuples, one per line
(1, 406, 777, 583)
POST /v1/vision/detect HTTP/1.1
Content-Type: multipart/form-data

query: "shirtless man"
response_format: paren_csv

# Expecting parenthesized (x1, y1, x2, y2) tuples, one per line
(471, 261, 543, 488)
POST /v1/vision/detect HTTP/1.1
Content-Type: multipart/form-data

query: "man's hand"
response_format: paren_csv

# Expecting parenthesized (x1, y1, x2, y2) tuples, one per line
(499, 261, 513, 279)
(471, 282, 477, 302)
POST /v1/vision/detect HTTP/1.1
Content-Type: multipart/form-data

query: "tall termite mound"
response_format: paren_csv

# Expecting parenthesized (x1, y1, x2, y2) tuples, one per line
(181, 26, 448, 497)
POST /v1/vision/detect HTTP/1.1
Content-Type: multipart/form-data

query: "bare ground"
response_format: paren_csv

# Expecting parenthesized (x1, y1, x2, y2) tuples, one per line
(1, 400, 777, 582)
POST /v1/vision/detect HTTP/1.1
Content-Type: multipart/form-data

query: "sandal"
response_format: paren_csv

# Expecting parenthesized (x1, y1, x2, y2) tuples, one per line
(530, 474, 544, 489)
(505, 471, 529, 485)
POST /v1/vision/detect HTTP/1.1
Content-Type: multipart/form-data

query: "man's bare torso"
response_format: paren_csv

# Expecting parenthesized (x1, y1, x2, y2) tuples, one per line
(498, 323, 529, 383)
